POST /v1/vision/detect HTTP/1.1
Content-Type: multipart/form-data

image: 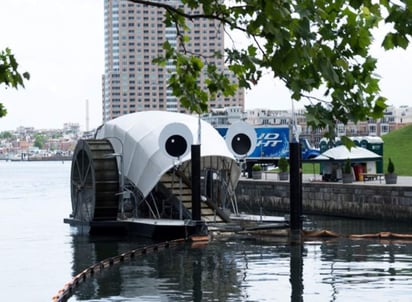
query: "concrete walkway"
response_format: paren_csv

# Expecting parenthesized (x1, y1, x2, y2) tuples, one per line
(241, 172, 412, 187)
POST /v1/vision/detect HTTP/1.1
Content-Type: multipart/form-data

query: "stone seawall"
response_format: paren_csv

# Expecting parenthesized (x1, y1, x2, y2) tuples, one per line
(235, 180, 412, 222)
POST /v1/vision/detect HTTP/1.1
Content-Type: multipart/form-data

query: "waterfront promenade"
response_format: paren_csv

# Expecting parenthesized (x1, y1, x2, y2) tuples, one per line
(244, 172, 412, 186)
(236, 173, 412, 221)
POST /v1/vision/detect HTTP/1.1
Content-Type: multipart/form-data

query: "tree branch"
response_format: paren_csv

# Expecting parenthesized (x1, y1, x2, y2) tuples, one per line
(127, 0, 248, 32)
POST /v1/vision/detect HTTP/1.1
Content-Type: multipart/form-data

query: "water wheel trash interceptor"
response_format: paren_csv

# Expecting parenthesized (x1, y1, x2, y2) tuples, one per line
(64, 111, 253, 240)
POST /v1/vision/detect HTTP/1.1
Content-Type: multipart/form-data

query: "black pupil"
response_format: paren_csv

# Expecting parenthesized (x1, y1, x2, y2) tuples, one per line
(165, 135, 187, 157)
(231, 133, 251, 156)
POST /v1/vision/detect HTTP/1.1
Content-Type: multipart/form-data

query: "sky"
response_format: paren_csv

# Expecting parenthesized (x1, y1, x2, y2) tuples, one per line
(1, 0, 412, 131)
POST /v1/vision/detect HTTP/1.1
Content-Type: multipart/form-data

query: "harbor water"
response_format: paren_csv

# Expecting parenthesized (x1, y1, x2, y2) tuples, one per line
(1, 161, 412, 302)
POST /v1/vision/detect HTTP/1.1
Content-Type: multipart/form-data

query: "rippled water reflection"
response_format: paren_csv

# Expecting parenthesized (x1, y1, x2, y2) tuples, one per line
(66, 233, 412, 302)
(1, 161, 412, 302)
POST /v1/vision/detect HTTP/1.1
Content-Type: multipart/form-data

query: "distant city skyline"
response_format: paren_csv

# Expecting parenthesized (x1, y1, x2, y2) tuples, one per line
(1, 0, 412, 131)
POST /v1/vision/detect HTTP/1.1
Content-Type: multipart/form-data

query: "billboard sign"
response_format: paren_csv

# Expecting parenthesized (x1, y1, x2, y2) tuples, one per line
(216, 126, 290, 159)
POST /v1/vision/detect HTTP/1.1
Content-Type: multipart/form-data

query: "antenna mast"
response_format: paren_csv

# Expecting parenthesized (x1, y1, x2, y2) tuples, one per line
(85, 99, 90, 132)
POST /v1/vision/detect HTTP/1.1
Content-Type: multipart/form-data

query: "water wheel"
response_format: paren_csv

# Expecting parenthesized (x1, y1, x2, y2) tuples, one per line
(70, 139, 120, 222)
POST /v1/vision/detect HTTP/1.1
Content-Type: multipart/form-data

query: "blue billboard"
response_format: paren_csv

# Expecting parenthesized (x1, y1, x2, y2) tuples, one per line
(216, 126, 290, 159)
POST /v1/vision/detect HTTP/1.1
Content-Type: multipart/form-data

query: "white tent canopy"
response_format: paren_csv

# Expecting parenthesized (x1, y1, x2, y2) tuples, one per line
(312, 145, 381, 161)
(95, 111, 240, 198)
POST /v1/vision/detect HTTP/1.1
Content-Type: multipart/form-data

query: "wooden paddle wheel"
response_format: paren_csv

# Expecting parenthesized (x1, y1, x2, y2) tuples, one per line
(70, 139, 120, 222)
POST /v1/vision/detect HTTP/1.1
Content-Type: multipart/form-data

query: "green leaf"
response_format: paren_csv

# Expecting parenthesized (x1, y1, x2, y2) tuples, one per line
(340, 136, 356, 149)
(0, 48, 30, 118)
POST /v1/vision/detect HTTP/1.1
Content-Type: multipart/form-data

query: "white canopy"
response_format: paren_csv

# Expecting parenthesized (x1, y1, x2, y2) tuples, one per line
(95, 111, 240, 197)
(313, 145, 381, 161)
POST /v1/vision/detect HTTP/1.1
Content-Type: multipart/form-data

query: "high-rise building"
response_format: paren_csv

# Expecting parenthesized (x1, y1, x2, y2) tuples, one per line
(102, 0, 244, 122)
